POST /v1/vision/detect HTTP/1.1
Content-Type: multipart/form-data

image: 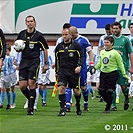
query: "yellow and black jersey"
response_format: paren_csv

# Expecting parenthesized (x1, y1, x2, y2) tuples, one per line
(0, 29, 6, 59)
(17, 29, 49, 60)
(55, 40, 84, 73)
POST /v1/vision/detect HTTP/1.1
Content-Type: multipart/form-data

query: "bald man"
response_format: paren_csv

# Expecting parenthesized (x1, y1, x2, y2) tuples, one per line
(69, 26, 94, 111)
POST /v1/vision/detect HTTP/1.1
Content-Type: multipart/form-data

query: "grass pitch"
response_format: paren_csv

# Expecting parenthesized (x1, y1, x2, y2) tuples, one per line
(0, 88, 133, 133)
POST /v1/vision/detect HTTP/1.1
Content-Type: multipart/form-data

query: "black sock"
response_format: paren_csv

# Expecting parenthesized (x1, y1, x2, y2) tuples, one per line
(58, 94, 66, 109)
(74, 93, 81, 110)
(99, 89, 107, 102)
(21, 88, 30, 100)
(29, 89, 36, 110)
(106, 91, 113, 110)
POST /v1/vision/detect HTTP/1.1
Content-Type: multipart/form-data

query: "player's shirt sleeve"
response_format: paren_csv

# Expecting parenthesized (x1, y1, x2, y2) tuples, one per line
(55, 44, 60, 73)
(84, 37, 92, 53)
(76, 43, 84, 67)
(38, 33, 49, 50)
(0, 29, 6, 59)
(115, 51, 126, 76)
(125, 37, 133, 54)
(130, 38, 133, 50)
(94, 55, 101, 70)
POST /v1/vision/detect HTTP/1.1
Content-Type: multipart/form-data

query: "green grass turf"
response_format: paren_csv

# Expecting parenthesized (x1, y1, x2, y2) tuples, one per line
(0, 88, 133, 133)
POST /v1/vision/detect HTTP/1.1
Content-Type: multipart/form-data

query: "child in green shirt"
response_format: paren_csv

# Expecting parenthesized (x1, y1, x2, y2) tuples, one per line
(90, 36, 129, 113)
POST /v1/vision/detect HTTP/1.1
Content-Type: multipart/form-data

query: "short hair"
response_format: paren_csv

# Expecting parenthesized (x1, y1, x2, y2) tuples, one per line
(63, 23, 71, 29)
(129, 23, 133, 28)
(6, 44, 11, 51)
(104, 36, 114, 44)
(112, 21, 122, 29)
(105, 24, 110, 30)
(25, 15, 36, 22)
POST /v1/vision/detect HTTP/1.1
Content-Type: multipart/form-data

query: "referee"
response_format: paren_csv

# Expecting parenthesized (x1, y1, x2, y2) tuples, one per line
(16, 15, 49, 115)
(0, 28, 6, 70)
(55, 28, 84, 116)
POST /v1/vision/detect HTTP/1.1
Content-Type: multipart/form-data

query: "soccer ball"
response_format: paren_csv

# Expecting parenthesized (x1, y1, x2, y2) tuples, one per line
(14, 40, 25, 51)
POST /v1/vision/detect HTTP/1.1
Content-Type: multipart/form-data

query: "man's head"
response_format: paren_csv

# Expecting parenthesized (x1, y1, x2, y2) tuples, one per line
(6, 44, 11, 56)
(129, 23, 133, 35)
(105, 24, 111, 35)
(25, 15, 36, 30)
(69, 26, 78, 40)
(63, 23, 71, 29)
(62, 28, 72, 44)
(112, 22, 122, 37)
(104, 36, 114, 50)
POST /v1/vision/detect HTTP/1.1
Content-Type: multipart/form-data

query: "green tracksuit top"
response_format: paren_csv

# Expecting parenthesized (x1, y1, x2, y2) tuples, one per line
(95, 49, 126, 76)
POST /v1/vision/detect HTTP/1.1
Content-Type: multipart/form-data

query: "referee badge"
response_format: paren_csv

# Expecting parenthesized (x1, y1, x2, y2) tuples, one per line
(29, 43, 34, 49)
(69, 52, 74, 57)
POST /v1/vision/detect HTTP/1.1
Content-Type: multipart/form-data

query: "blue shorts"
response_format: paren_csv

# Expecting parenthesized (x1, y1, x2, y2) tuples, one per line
(80, 69, 87, 87)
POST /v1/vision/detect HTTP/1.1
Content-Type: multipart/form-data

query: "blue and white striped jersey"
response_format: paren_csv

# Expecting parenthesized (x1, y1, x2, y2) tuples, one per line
(40, 51, 52, 69)
(3, 55, 16, 76)
(127, 34, 133, 41)
(15, 52, 22, 65)
(98, 34, 108, 48)
(86, 53, 99, 69)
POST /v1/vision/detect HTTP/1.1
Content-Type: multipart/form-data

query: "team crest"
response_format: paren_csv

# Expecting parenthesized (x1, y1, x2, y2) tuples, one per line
(102, 57, 109, 64)
(69, 52, 74, 57)
(29, 43, 34, 49)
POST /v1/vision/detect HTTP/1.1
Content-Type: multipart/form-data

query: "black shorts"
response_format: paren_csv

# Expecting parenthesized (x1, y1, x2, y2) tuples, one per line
(99, 70, 118, 91)
(19, 58, 40, 81)
(58, 70, 80, 89)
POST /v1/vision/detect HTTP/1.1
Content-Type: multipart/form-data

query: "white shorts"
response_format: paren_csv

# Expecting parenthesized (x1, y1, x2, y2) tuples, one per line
(0, 71, 4, 88)
(0, 78, 3, 88)
(3, 72, 17, 88)
(37, 68, 50, 85)
(87, 70, 100, 83)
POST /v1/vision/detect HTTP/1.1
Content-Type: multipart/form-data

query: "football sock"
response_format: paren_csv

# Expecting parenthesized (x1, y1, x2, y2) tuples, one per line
(65, 88, 72, 109)
(90, 88, 94, 95)
(12, 92, 16, 105)
(116, 84, 121, 98)
(43, 89, 47, 103)
(34, 88, 39, 109)
(29, 89, 36, 109)
(122, 88, 129, 102)
(87, 84, 91, 95)
(99, 89, 107, 102)
(39, 88, 43, 98)
(106, 90, 113, 110)
(112, 90, 116, 107)
(0, 93, 1, 103)
(21, 88, 30, 100)
(58, 94, 66, 109)
(6, 91, 10, 105)
(82, 88, 88, 107)
(74, 93, 81, 110)
(1, 91, 5, 105)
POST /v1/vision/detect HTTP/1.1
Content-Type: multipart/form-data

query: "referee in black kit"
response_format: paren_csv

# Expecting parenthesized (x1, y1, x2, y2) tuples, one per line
(55, 28, 84, 116)
(0, 28, 6, 70)
(16, 15, 49, 115)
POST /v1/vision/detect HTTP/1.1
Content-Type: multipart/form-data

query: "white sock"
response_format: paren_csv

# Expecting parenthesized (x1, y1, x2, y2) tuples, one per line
(116, 84, 121, 98)
(34, 88, 39, 109)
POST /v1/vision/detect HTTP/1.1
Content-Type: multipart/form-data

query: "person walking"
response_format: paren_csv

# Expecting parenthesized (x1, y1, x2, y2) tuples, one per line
(55, 28, 84, 116)
(15, 15, 49, 115)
